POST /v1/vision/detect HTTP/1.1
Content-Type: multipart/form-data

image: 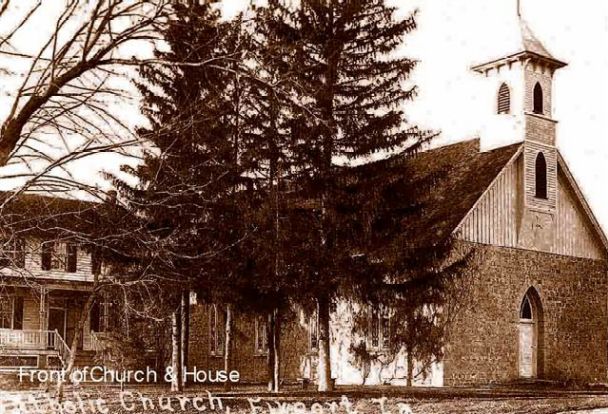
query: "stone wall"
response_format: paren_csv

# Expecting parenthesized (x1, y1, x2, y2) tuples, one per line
(443, 244, 608, 386)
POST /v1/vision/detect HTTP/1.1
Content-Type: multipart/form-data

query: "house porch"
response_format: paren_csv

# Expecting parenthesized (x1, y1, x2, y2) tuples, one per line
(0, 285, 103, 369)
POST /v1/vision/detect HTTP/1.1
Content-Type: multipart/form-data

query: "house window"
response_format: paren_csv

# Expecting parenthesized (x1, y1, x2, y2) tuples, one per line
(209, 305, 223, 356)
(533, 83, 544, 114)
(535, 152, 548, 199)
(0, 296, 22, 330)
(0, 238, 25, 268)
(497, 83, 511, 114)
(0, 297, 12, 329)
(66, 244, 78, 273)
(370, 306, 390, 350)
(41, 242, 54, 271)
(254, 316, 269, 356)
(91, 247, 102, 275)
(41, 242, 78, 272)
(309, 312, 319, 351)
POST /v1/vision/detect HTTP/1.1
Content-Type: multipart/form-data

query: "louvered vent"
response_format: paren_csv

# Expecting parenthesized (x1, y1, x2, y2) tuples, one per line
(497, 83, 510, 114)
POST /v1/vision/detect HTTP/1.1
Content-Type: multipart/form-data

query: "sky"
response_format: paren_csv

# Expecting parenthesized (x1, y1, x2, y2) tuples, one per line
(228, 0, 608, 230)
(2, 0, 608, 230)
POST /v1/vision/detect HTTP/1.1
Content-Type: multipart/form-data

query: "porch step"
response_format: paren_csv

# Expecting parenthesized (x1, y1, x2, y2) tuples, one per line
(74, 350, 98, 368)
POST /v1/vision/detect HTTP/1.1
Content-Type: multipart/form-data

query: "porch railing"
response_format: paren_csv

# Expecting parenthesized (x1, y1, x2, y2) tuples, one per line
(0, 328, 49, 350)
(0, 328, 72, 365)
(51, 330, 72, 365)
(90, 331, 105, 353)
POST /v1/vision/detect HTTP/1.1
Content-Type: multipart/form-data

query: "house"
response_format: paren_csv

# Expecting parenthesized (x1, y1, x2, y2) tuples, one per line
(187, 13, 608, 386)
(0, 194, 109, 371)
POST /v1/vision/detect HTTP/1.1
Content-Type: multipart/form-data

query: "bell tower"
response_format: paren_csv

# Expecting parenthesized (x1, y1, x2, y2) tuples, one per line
(472, 6, 567, 218)
(472, 18, 567, 153)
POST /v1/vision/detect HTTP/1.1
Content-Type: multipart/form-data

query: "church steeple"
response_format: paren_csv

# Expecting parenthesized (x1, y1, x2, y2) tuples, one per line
(472, 5, 567, 212)
(472, 8, 567, 153)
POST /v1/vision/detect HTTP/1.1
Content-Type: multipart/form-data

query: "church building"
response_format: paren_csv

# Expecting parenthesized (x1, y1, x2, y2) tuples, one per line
(437, 14, 608, 386)
(187, 12, 608, 387)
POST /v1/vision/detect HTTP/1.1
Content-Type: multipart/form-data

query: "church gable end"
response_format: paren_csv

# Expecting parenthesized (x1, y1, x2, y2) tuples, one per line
(554, 167, 605, 259)
(456, 153, 606, 260)
(457, 152, 522, 247)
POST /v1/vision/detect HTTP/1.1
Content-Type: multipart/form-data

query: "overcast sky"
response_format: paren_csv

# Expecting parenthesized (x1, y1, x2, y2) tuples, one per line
(2, 0, 608, 231)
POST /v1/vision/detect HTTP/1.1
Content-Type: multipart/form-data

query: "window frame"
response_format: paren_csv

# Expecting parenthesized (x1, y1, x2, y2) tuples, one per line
(66, 243, 78, 273)
(0, 296, 22, 330)
(254, 315, 269, 356)
(309, 311, 319, 352)
(0, 296, 14, 329)
(533, 82, 544, 115)
(41, 242, 78, 272)
(369, 305, 391, 351)
(520, 296, 533, 320)
(534, 152, 548, 199)
(41, 241, 54, 271)
(0, 238, 25, 269)
(497, 83, 511, 114)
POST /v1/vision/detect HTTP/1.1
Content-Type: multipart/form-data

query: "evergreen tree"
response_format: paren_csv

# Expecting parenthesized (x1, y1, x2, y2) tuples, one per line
(260, 0, 437, 391)
(110, 2, 253, 391)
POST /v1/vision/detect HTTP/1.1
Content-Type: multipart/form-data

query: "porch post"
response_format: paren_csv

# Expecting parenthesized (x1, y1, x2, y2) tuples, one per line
(38, 287, 48, 369)
(39, 287, 47, 331)
(102, 291, 109, 332)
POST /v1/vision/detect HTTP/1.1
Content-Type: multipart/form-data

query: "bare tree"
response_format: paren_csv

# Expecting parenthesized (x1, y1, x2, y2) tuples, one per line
(0, 0, 174, 171)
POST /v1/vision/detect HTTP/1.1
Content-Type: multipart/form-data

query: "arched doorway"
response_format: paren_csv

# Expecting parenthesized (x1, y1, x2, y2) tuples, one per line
(518, 288, 544, 378)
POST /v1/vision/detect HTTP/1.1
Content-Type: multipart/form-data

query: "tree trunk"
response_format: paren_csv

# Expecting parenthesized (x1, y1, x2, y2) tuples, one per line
(317, 296, 333, 392)
(272, 307, 281, 393)
(406, 343, 414, 388)
(56, 292, 96, 401)
(223, 304, 232, 391)
(267, 312, 275, 392)
(180, 291, 189, 389)
(171, 307, 182, 392)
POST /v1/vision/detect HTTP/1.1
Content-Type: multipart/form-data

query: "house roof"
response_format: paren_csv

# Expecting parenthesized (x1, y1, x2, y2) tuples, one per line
(347, 139, 521, 247)
(0, 192, 103, 236)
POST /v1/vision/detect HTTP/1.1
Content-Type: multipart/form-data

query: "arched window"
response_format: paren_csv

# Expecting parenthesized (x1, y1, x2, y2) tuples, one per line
(535, 153, 548, 199)
(520, 296, 532, 320)
(497, 83, 511, 114)
(533, 83, 544, 114)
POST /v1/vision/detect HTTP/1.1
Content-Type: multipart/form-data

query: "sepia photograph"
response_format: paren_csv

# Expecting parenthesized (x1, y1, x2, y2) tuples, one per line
(0, 0, 607, 413)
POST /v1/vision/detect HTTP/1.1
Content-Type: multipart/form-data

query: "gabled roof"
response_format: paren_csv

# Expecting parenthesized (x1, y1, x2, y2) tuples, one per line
(347, 139, 521, 247)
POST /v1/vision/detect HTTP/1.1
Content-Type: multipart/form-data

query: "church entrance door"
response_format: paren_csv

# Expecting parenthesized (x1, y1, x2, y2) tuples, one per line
(518, 288, 543, 378)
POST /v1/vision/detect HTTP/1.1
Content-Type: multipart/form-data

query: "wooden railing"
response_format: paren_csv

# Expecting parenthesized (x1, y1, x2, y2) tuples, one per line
(0, 328, 49, 350)
(52, 329, 72, 365)
(90, 331, 105, 353)
(0, 328, 72, 365)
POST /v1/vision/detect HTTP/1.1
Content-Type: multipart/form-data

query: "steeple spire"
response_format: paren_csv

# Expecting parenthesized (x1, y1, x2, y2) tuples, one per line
(517, 0, 521, 17)
(471, 9, 566, 75)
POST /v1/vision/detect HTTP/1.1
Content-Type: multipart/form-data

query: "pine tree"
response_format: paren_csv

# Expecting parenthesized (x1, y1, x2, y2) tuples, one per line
(260, 0, 436, 391)
(110, 2, 252, 392)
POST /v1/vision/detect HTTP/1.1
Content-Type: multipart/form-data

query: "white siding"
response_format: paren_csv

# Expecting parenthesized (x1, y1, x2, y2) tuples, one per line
(0, 237, 95, 282)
